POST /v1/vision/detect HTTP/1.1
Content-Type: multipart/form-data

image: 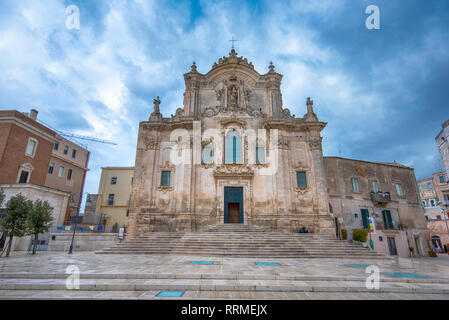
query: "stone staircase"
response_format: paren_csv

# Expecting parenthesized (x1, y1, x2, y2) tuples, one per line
(96, 224, 387, 259)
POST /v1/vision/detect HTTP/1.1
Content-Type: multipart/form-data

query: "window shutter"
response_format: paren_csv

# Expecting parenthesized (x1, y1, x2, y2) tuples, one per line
(225, 134, 233, 163)
(256, 147, 265, 163)
(296, 172, 307, 188)
(361, 209, 369, 229)
(161, 171, 171, 186)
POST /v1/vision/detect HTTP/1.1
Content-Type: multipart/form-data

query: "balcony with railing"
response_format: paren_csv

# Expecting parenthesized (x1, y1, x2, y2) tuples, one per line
(370, 191, 391, 204)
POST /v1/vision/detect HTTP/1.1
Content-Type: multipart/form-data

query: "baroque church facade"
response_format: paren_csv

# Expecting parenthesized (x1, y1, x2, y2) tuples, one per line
(127, 49, 335, 238)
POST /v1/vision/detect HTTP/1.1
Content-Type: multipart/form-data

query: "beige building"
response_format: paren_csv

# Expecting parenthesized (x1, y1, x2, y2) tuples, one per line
(417, 172, 449, 220)
(436, 120, 449, 182)
(418, 171, 449, 252)
(128, 50, 335, 238)
(324, 157, 429, 258)
(45, 134, 90, 221)
(95, 167, 134, 229)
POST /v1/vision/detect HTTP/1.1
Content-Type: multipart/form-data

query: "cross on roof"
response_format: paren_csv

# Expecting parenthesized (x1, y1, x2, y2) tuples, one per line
(229, 37, 238, 50)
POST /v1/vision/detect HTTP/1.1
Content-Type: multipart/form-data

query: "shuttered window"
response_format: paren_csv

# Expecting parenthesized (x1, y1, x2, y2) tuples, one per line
(296, 171, 307, 188)
(382, 210, 393, 229)
(225, 131, 242, 164)
(161, 171, 171, 186)
(361, 209, 369, 229)
(256, 147, 265, 163)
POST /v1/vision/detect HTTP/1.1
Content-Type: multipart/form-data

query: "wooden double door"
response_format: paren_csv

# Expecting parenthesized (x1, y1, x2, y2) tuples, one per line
(224, 187, 243, 224)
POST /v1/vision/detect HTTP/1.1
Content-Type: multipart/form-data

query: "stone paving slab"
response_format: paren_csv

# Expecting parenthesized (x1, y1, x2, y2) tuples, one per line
(0, 252, 449, 299)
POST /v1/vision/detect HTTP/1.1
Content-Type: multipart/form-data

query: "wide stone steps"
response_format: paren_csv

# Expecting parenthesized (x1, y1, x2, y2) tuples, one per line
(97, 225, 385, 258)
(0, 273, 448, 296)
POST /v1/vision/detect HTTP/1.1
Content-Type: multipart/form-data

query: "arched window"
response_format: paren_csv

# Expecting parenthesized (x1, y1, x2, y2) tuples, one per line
(225, 131, 242, 164)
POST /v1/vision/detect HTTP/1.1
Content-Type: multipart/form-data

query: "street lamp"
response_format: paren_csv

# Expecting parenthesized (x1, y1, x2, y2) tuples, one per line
(68, 192, 90, 255)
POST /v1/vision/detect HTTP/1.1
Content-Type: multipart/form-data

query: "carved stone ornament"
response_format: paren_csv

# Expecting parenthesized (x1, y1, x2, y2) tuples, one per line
(213, 164, 254, 178)
(157, 186, 173, 193)
(308, 136, 322, 150)
(200, 163, 215, 169)
(295, 186, 309, 194)
(211, 49, 254, 70)
(143, 135, 159, 150)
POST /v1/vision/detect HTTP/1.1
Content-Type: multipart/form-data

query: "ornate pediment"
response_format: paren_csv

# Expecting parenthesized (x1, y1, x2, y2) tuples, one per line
(212, 49, 254, 71)
(213, 164, 254, 178)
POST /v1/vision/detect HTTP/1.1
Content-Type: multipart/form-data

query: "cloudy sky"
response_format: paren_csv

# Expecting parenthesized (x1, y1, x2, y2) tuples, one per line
(1, 0, 448, 205)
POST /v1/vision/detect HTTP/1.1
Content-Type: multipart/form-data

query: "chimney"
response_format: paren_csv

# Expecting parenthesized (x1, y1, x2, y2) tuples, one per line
(29, 109, 38, 120)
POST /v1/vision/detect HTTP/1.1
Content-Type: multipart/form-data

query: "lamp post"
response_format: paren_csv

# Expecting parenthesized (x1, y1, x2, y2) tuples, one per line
(68, 193, 91, 255)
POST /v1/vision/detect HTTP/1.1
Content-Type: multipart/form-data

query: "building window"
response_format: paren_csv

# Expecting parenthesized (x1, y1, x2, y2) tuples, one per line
(395, 184, 403, 196)
(444, 194, 449, 204)
(202, 146, 213, 164)
(351, 178, 359, 193)
(422, 200, 426, 207)
(382, 210, 394, 230)
(361, 209, 369, 229)
(107, 194, 115, 205)
(54, 142, 59, 151)
(430, 199, 436, 207)
(63, 145, 69, 155)
(72, 149, 77, 158)
(126, 210, 130, 217)
(58, 166, 64, 177)
(225, 131, 242, 164)
(440, 175, 445, 183)
(48, 162, 55, 174)
(111, 177, 117, 184)
(296, 171, 307, 188)
(161, 171, 171, 186)
(372, 181, 379, 193)
(256, 147, 265, 164)
(25, 138, 38, 157)
(425, 216, 429, 221)
(18, 170, 29, 183)
(67, 169, 72, 180)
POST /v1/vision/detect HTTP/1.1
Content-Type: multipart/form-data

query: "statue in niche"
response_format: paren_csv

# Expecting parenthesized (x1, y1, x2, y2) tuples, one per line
(229, 86, 238, 107)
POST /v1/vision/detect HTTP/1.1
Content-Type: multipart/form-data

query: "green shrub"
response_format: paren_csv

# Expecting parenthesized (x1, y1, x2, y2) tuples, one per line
(341, 229, 347, 240)
(428, 250, 437, 257)
(112, 223, 119, 231)
(352, 229, 368, 242)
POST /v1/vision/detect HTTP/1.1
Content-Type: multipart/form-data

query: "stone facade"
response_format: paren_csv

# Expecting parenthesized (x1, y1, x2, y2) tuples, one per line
(128, 50, 334, 238)
(436, 119, 449, 182)
(417, 172, 449, 220)
(324, 157, 429, 257)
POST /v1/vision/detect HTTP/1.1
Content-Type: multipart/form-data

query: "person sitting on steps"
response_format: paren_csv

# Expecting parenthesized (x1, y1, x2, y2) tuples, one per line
(298, 226, 309, 233)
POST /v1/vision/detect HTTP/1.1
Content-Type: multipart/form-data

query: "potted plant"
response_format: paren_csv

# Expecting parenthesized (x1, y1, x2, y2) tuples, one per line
(112, 222, 119, 233)
(341, 229, 347, 240)
(428, 250, 437, 257)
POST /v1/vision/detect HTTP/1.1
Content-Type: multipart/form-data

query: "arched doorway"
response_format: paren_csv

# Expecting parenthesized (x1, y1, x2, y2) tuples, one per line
(432, 235, 443, 252)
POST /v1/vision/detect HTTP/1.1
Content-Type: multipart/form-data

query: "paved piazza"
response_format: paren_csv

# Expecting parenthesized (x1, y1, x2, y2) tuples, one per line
(0, 252, 449, 299)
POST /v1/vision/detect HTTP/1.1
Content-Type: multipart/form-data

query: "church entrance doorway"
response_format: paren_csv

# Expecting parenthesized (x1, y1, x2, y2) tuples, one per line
(224, 187, 243, 224)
